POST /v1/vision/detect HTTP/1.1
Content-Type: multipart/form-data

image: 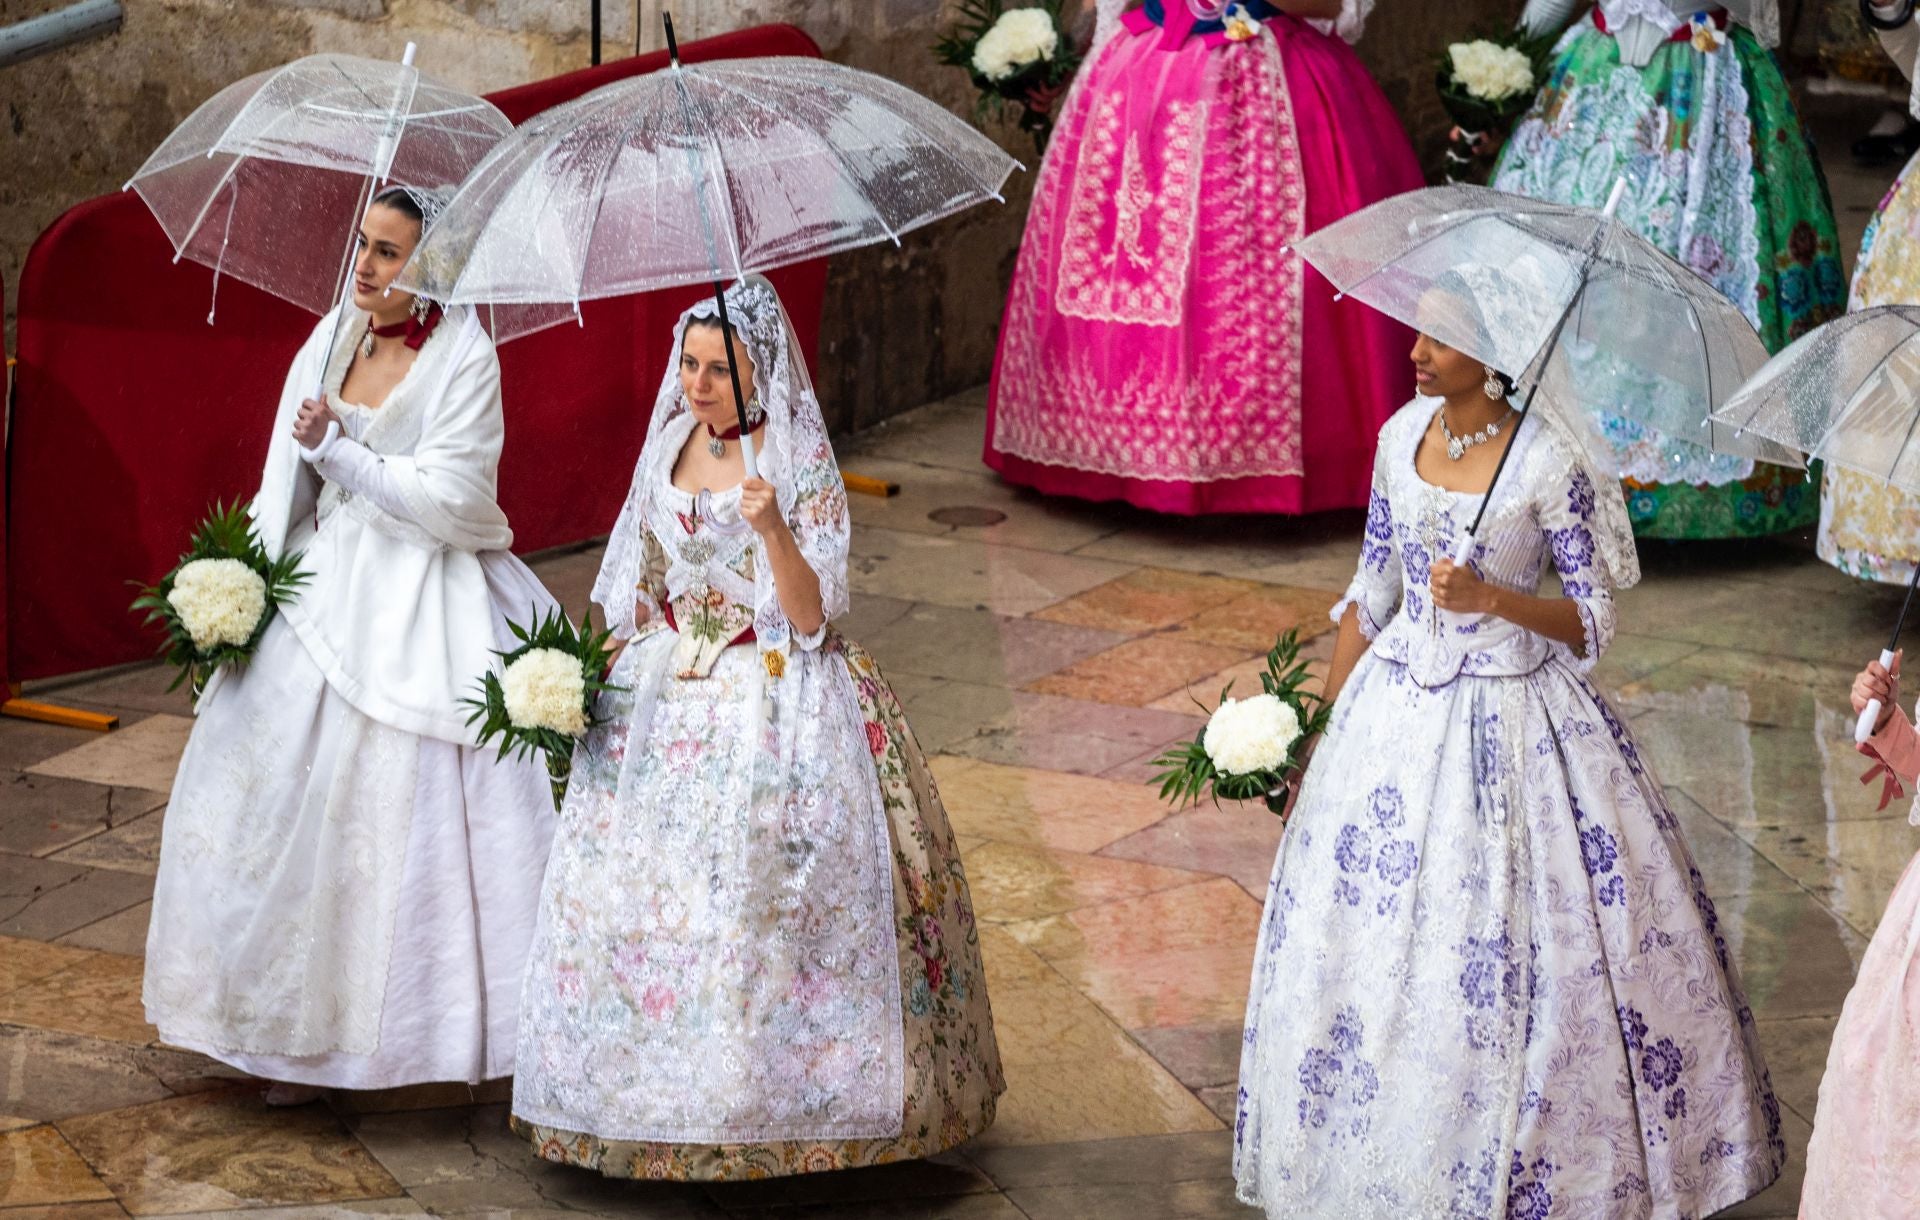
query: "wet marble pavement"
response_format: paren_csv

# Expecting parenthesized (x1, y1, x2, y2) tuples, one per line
(0, 389, 1903, 1219)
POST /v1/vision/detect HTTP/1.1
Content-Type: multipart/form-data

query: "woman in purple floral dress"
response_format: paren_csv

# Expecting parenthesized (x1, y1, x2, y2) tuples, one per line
(1233, 284, 1784, 1217)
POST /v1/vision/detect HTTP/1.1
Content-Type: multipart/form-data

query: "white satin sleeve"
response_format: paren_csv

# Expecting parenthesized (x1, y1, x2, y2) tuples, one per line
(1307, 0, 1373, 42)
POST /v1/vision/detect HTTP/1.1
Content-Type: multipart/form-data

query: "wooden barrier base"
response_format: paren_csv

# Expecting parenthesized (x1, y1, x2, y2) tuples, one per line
(0, 696, 119, 732)
(843, 472, 899, 498)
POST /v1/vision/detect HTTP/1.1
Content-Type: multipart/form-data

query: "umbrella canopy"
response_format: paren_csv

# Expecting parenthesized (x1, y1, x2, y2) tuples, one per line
(396, 53, 1021, 342)
(1711, 305, 1920, 741)
(1712, 305, 1920, 493)
(1294, 184, 1797, 474)
(127, 48, 512, 319)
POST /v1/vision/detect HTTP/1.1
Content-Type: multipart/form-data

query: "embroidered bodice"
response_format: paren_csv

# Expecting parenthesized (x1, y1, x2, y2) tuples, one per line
(639, 478, 779, 680)
(1336, 401, 1622, 688)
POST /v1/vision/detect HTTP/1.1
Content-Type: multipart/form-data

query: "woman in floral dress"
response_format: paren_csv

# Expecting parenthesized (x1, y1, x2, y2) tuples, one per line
(1233, 272, 1783, 1216)
(1823, 8, 1920, 586)
(510, 277, 1003, 1179)
(1494, 0, 1845, 539)
(984, 0, 1422, 516)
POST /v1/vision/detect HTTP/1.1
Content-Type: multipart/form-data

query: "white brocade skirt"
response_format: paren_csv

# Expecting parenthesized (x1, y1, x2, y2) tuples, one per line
(143, 561, 557, 1090)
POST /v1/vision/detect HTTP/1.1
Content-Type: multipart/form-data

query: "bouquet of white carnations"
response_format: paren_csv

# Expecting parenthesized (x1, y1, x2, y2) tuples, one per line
(1435, 32, 1551, 182)
(935, 0, 1081, 152)
(1151, 630, 1331, 820)
(463, 609, 621, 810)
(130, 502, 311, 704)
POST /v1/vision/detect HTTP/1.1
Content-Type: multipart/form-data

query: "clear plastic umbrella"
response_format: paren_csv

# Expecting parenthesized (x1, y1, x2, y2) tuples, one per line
(397, 17, 1021, 475)
(1711, 304, 1920, 740)
(125, 45, 512, 387)
(1295, 182, 1797, 560)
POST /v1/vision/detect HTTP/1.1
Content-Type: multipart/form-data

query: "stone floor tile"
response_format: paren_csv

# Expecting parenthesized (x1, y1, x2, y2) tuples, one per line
(1026, 636, 1257, 708)
(1005, 879, 1263, 1032)
(0, 949, 154, 1044)
(0, 1204, 131, 1219)
(1006, 1176, 1255, 1219)
(1615, 648, 1858, 731)
(25, 661, 194, 720)
(0, 719, 112, 775)
(1665, 791, 1805, 899)
(27, 715, 193, 797)
(1740, 817, 1915, 940)
(158, 1203, 423, 1219)
(0, 1124, 118, 1206)
(1714, 891, 1866, 1022)
(843, 456, 1120, 555)
(0, 775, 167, 860)
(964, 841, 1204, 924)
(889, 680, 1015, 756)
(858, 603, 1128, 690)
(56, 901, 154, 956)
(834, 395, 993, 473)
(0, 1025, 184, 1124)
(929, 757, 1173, 855)
(50, 810, 164, 876)
(961, 1130, 1234, 1189)
(1130, 1025, 1245, 1091)
(57, 1088, 402, 1216)
(944, 693, 1202, 778)
(0, 932, 102, 993)
(1174, 584, 1341, 653)
(0, 857, 153, 942)
(848, 526, 1132, 618)
(1099, 804, 1284, 904)
(1754, 1015, 1838, 1126)
(1031, 569, 1263, 636)
(1196, 1086, 1238, 1124)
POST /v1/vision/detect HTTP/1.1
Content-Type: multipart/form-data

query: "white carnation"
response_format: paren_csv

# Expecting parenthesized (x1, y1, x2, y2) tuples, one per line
(167, 558, 267, 652)
(1449, 40, 1534, 103)
(973, 8, 1060, 82)
(1203, 693, 1302, 777)
(501, 647, 589, 737)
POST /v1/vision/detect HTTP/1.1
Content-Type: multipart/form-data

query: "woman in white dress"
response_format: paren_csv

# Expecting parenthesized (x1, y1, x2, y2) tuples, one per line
(1232, 272, 1784, 1217)
(144, 187, 559, 1103)
(510, 277, 1003, 1179)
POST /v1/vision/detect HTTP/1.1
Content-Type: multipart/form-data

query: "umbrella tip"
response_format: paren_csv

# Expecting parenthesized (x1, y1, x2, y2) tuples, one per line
(401, 41, 418, 67)
(1603, 177, 1628, 218)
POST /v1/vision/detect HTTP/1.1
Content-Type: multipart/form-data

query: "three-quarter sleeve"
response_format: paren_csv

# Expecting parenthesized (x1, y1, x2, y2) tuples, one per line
(1541, 463, 1617, 671)
(1331, 450, 1403, 640)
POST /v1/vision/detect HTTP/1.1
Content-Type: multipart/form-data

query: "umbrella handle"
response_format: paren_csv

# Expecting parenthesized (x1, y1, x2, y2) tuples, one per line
(740, 431, 759, 482)
(1452, 529, 1475, 567)
(1858, 648, 1899, 745)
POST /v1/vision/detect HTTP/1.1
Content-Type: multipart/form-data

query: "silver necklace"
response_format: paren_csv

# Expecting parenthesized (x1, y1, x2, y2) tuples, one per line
(1439, 406, 1515, 461)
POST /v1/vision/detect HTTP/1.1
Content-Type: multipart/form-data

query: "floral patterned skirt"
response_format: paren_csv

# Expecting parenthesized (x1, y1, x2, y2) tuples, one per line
(1234, 653, 1783, 1216)
(1492, 22, 1843, 539)
(1820, 153, 1920, 586)
(510, 631, 1003, 1179)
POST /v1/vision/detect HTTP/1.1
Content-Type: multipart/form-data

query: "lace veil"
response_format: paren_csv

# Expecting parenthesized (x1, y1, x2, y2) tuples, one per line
(591, 276, 851, 652)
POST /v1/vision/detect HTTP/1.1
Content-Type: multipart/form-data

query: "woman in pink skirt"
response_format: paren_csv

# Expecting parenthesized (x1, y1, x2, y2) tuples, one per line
(1800, 649, 1920, 1217)
(985, 0, 1421, 516)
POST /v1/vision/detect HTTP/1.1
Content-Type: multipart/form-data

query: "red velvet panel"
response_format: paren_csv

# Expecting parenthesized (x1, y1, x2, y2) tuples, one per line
(8, 24, 828, 682)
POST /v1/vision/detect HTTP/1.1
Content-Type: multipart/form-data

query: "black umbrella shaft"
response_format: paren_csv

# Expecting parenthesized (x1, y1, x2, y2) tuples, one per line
(712, 280, 754, 439)
(1890, 561, 1920, 654)
(591, 0, 601, 65)
(664, 10, 680, 62)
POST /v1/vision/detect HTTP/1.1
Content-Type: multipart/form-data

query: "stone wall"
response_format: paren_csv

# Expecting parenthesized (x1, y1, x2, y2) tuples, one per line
(1, 0, 1516, 430)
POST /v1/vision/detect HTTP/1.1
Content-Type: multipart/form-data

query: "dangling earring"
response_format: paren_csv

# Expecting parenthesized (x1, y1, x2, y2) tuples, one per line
(361, 319, 377, 359)
(1483, 366, 1507, 401)
(744, 393, 765, 428)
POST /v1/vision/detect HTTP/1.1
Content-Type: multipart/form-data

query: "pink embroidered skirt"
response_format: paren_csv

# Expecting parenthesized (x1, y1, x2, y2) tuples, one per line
(985, 14, 1422, 516)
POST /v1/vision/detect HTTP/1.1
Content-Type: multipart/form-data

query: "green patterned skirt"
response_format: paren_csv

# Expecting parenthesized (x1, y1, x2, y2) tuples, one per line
(1493, 21, 1844, 539)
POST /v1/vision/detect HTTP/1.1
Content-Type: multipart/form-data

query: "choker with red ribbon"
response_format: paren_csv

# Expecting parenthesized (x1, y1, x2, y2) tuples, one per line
(366, 302, 444, 352)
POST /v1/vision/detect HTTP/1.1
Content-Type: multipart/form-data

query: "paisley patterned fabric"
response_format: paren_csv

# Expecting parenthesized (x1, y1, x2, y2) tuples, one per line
(1234, 402, 1784, 1217)
(1493, 17, 1843, 538)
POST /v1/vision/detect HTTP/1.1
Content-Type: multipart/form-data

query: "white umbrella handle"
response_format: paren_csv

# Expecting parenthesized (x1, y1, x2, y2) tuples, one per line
(740, 431, 759, 482)
(1858, 647, 1899, 744)
(1603, 177, 1628, 218)
(1452, 528, 1475, 566)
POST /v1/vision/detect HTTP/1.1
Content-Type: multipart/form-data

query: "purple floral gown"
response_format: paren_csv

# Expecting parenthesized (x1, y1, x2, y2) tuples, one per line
(1233, 400, 1784, 1217)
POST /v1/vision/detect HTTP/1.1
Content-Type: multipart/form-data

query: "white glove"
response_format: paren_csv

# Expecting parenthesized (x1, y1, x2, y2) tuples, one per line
(1518, 0, 1582, 37)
